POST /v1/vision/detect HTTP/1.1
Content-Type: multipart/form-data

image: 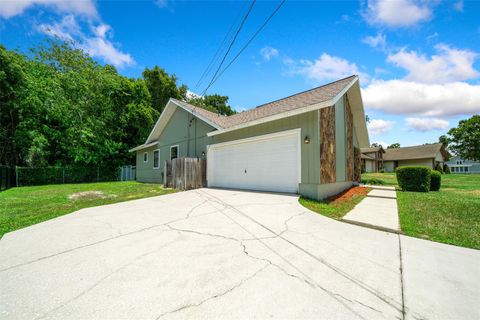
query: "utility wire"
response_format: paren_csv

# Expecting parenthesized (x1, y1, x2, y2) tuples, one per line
(201, 0, 256, 96)
(194, 1, 249, 91)
(209, 0, 286, 89)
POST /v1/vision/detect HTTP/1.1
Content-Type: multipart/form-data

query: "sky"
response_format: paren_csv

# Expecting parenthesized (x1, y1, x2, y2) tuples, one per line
(1, 0, 479, 147)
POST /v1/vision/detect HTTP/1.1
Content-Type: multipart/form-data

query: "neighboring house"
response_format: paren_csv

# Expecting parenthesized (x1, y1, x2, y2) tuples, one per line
(383, 143, 449, 172)
(445, 156, 480, 174)
(360, 146, 385, 173)
(129, 75, 369, 200)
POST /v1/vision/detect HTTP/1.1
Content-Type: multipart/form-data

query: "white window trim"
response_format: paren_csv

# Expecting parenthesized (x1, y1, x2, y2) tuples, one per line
(153, 149, 160, 169)
(143, 152, 148, 163)
(170, 145, 179, 160)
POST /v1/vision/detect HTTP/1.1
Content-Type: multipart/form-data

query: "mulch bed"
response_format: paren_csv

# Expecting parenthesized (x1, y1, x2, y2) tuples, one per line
(327, 186, 369, 205)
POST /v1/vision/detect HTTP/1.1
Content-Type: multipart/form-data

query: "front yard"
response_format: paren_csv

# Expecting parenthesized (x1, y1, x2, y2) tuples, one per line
(0, 181, 176, 238)
(363, 173, 480, 249)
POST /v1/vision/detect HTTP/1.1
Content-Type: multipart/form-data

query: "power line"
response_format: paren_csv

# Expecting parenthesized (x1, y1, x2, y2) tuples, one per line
(201, 0, 256, 96)
(194, 1, 249, 91)
(209, 0, 286, 90)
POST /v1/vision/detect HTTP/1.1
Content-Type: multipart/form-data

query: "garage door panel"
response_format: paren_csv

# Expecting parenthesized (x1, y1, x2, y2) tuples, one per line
(207, 130, 300, 193)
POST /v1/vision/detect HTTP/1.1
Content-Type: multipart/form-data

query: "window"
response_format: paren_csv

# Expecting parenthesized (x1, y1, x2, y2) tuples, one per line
(170, 145, 179, 160)
(143, 152, 148, 163)
(153, 149, 160, 169)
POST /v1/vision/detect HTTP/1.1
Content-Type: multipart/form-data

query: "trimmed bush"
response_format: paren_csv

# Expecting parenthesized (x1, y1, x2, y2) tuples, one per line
(430, 170, 442, 191)
(396, 166, 431, 192)
(444, 164, 451, 174)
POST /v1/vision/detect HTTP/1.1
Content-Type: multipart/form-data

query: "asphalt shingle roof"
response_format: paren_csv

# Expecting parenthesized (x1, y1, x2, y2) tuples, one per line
(172, 75, 356, 129)
(383, 143, 445, 161)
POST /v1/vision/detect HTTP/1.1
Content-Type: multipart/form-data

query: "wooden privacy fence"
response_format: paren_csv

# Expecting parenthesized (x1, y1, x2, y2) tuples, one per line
(164, 157, 206, 190)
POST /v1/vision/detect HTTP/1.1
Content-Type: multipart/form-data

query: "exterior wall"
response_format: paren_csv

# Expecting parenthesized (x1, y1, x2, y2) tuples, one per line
(384, 158, 434, 172)
(384, 161, 395, 172)
(365, 159, 374, 173)
(136, 107, 215, 183)
(399, 158, 433, 168)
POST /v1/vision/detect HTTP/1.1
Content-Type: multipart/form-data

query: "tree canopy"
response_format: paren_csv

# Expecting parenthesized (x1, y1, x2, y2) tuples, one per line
(188, 94, 236, 116)
(0, 41, 231, 168)
(387, 143, 400, 149)
(447, 115, 480, 161)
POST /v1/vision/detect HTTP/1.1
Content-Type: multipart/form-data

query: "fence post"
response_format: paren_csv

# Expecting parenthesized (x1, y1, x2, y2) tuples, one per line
(97, 167, 100, 182)
(62, 167, 65, 184)
(15, 166, 19, 187)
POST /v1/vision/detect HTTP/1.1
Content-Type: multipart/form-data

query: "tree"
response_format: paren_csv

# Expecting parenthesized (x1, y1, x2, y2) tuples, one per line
(370, 143, 381, 148)
(387, 143, 400, 149)
(447, 115, 480, 161)
(188, 94, 236, 116)
(438, 134, 450, 149)
(142, 66, 187, 114)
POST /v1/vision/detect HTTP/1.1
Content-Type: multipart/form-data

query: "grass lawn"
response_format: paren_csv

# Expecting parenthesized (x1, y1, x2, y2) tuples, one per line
(299, 186, 371, 219)
(363, 173, 480, 249)
(0, 181, 176, 238)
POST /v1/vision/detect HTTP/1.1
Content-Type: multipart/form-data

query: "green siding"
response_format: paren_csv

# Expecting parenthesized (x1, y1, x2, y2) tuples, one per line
(136, 106, 215, 183)
(135, 98, 357, 200)
(335, 98, 346, 182)
(212, 111, 319, 185)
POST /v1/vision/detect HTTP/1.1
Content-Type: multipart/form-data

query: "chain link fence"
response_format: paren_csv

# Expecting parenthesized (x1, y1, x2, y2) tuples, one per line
(0, 165, 16, 191)
(15, 166, 121, 187)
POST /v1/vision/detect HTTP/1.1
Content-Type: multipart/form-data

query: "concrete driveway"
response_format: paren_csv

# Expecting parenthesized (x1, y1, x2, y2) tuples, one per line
(1, 188, 479, 319)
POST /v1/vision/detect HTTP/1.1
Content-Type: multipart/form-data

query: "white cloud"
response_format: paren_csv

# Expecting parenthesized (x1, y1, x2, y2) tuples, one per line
(367, 119, 395, 135)
(38, 15, 134, 68)
(362, 33, 386, 50)
(260, 46, 279, 61)
(387, 44, 479, 84)
(155, 0, 169, 8)
(363, 80, 480, 117)
(364, 0, 432, 27)
(0, 0, 97, 19)
(453, 0, 464, 12)
(288, 53, 368, 83)
(405, 118, 449, 132)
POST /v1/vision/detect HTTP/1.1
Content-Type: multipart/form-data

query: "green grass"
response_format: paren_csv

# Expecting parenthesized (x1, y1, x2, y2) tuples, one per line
(361, 172, 398, 186)
(299, 187, 370, 220)
(364, 173, 480, 249)
(0, 181, 176, 238)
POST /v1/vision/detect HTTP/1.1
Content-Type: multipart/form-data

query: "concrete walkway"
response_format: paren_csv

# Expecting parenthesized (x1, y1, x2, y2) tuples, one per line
(343, 186, 400, 232)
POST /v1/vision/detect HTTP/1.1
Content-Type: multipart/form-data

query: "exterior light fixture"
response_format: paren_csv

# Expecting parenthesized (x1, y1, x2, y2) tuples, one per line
(201, 151, 206, 157)
(304, 136, 310, 144)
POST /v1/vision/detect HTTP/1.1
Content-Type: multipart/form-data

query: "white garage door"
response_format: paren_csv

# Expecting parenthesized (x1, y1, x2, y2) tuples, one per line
(207, 129, 301, 193)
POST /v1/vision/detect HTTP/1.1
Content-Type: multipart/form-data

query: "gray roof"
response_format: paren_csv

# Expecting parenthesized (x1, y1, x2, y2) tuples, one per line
(383, 143, 447, 161)
(172, 75, 357, 129)
(361, 146, 384, 154)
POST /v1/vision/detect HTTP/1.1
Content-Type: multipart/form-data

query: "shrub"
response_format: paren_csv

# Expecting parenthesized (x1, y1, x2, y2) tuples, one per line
(430, 170, 442, 191)
(444, 164, 451, 174)
(434, 162, 444, 173)
(396, 166, 431, 192)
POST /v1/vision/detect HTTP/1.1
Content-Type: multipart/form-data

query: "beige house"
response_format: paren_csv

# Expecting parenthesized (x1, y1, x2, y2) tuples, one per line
(360, 146, 385, 173)
(383, 143, 449, 172)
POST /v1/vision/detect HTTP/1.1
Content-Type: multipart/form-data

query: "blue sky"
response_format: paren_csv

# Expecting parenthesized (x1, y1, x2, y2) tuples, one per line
(1, 0, 479, 147)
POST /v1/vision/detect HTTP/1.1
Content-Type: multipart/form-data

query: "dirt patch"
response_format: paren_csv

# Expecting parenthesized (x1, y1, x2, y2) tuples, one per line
(68, 191, 108, 201)
(328, 186, 370, 205)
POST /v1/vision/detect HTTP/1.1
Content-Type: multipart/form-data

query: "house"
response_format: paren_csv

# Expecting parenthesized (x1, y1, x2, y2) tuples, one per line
(129, 75, 369, 200)
(383, 143, 449, 172)
(360, 146, 385, 173)
(445, 156, 480, 174)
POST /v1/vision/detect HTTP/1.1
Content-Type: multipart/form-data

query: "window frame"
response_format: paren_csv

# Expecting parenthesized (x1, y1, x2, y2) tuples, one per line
(143, 152, 148, 163)
(170, 145, 179, 160)
(153, 149, 160, 169)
